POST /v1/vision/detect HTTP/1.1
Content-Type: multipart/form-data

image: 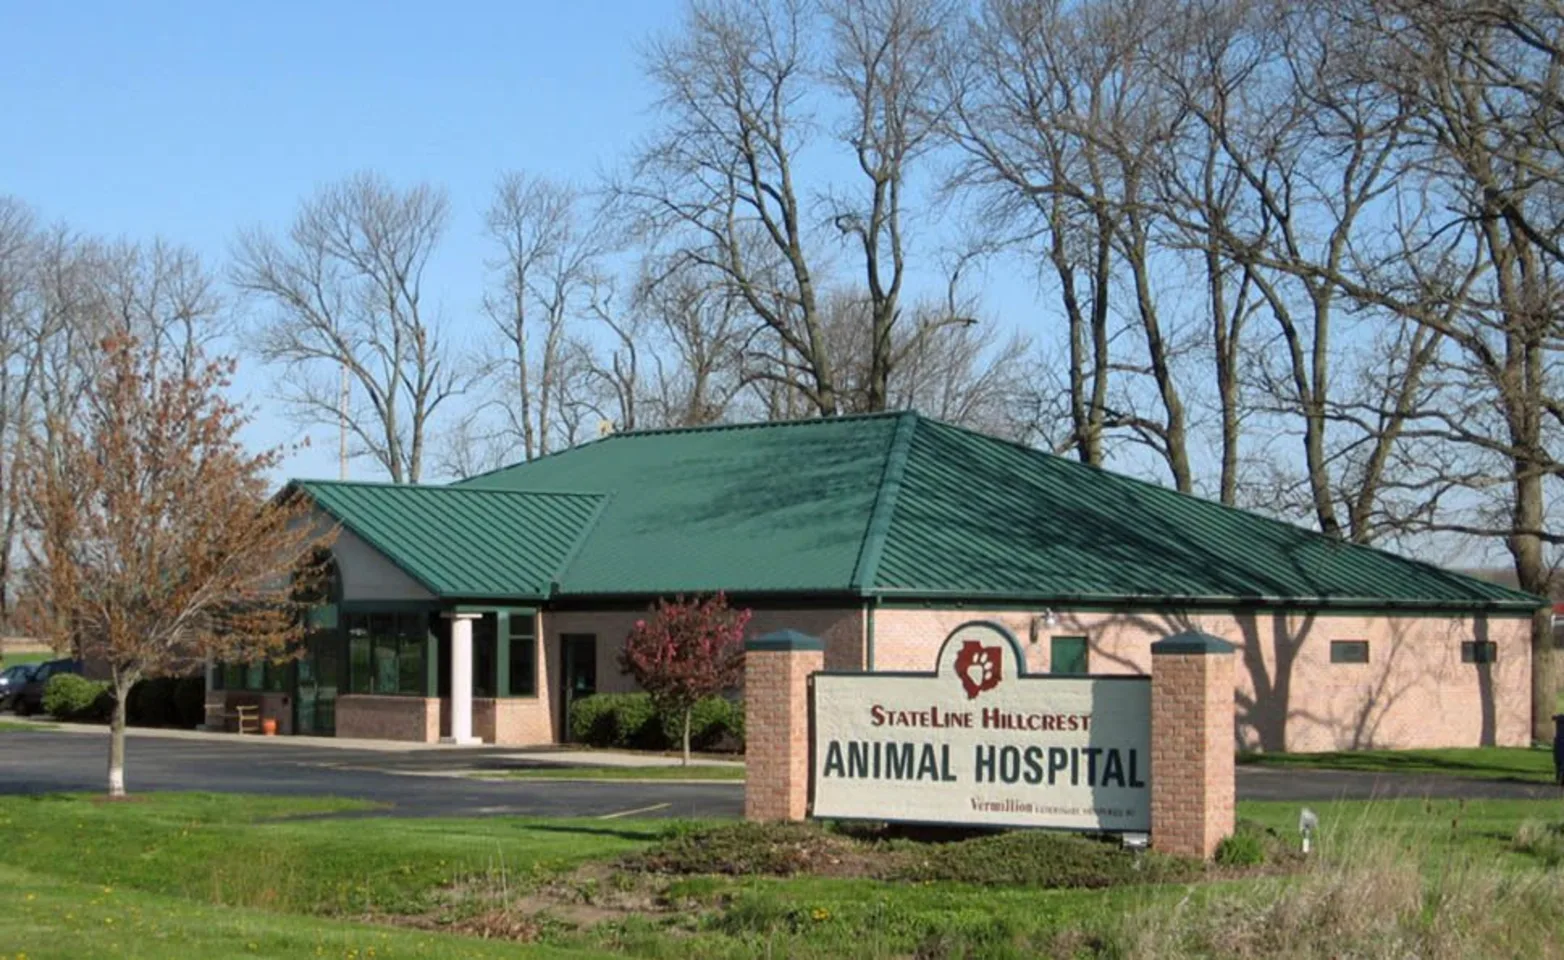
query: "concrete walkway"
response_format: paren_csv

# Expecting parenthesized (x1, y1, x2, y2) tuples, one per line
(1, 716, 743, 766)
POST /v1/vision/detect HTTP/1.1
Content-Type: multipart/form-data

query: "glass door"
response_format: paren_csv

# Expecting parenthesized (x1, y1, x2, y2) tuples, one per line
(295, 631, 339, 736)
(560, 634, 597, 740)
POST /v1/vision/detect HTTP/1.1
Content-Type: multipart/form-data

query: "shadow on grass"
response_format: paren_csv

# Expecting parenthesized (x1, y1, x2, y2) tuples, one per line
(1239, 748, 1559, 785)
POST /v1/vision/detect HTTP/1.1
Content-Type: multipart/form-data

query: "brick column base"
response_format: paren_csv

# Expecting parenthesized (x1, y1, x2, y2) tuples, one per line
(1150, 632, 1236, 859)
(744, 630, 824, 822)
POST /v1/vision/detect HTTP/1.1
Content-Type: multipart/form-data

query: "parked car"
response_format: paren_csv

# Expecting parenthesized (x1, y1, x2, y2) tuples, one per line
(0, 662, 37, 711)
(11, 658, 82, 716)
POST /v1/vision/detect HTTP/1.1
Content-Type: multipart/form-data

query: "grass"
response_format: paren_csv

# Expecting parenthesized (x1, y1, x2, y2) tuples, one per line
(1, 793, 1562, 958)
(476, 765, 744, 782)
(0, 864, 599, 960)
(1239, 745, 1558, 783)
(1, 649, 51, 667)
(0, 719, 58, 731)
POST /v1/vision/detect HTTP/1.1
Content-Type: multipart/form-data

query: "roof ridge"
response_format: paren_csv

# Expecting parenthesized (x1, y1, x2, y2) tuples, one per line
(580, 411, 905, 442)
(915, 418, 1545, 606)
(296, 478, 606, 501)
(450, 412, 912, 487)
(849, 411, 918, 593)
(448, 433, 621, 487)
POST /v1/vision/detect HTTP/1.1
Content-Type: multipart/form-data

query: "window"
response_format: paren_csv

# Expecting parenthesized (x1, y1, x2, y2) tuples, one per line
(507, 615, 537, 696)
(1330, 640, 1370, 664)
(1050, 636, 1089, 675)
(216, 660, 286, 692)
(1462, 641, 1498, 664)
(345, 612, 430, 695)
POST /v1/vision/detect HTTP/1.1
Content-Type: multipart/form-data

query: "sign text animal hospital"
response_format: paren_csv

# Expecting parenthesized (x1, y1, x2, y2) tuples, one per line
(810, 622, 1152, 832)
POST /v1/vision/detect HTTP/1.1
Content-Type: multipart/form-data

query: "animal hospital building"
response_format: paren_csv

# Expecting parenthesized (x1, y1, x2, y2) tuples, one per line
(205, 412, 1543, 752)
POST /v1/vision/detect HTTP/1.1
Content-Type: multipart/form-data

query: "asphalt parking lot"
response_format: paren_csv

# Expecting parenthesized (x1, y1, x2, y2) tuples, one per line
(0, 728, 744, 819)
(1, 726, 1558, 817)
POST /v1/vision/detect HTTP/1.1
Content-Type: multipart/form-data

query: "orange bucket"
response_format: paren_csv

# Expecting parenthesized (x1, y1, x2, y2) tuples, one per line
(261, 717, 278, 736)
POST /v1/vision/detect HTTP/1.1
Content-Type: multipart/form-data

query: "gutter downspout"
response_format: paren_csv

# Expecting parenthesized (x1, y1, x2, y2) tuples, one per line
(866, 597, 877, 671)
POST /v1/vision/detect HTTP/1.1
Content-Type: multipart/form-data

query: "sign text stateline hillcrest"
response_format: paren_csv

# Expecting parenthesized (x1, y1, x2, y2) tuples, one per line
(810, 622, 1152, 831)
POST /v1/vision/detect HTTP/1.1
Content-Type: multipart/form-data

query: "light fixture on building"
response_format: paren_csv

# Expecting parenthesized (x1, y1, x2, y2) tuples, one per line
(1029, 609, 1060, 644)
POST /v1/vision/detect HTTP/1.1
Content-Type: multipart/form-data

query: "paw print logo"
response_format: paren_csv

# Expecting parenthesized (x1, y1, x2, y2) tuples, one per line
(954, 640, 1004, 699)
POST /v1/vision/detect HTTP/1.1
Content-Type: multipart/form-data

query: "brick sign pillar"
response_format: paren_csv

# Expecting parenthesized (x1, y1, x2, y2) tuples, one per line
(1150, 631, 1236, 859)
(744, 630, 824, 822)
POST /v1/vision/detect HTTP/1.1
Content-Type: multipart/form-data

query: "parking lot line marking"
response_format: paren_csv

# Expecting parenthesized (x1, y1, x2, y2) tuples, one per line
(598, 802, 670, 820)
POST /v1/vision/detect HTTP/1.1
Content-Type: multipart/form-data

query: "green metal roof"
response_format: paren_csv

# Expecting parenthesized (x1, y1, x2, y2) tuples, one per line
(290, 480, 605, 600)
(870, 417, 1541, 610)
(293, 412, 1542, 611)
(459, 416, 902, 595)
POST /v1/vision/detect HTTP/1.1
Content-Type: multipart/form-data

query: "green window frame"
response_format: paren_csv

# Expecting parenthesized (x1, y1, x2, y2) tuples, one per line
(1050, 636, 1089, 675)
(1330, 640, 1370, 664)
(1462, 640, 1498, 664)
(507, 615, 537, 697)
(215, 660, 286, 692)
(345, 611, 432, 695)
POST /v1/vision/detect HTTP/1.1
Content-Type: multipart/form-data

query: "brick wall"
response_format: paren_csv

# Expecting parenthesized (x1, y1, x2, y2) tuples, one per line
(1150, 647, 1235, 858)
(744, 644, 822, 821)
(874, 607, 1531, 750)
(337, 695, 439, 742)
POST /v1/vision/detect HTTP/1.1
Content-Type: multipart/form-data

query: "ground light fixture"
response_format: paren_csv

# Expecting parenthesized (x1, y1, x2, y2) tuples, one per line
(1299, 806, 1319, 854)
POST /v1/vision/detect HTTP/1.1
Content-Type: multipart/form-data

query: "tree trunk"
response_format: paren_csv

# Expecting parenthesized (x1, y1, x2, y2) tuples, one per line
(108, 678, 130, 798)
(682, 704, 692, 767)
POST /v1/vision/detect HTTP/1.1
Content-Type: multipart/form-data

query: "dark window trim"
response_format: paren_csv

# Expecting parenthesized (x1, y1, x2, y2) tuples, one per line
(1461, 640, 1498, 664)
(505, 614, 539, 698)
(1329, 640, 1370, 664)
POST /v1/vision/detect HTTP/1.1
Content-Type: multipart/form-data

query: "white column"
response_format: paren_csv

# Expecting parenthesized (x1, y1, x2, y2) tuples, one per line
(443, 612, 482, 745)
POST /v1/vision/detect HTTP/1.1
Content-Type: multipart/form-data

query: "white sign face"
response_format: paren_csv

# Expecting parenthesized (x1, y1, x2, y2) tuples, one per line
(811, 621, 1151, 832)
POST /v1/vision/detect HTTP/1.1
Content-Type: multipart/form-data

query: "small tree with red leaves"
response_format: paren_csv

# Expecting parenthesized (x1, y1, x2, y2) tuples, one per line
(618, 592, 751, 765)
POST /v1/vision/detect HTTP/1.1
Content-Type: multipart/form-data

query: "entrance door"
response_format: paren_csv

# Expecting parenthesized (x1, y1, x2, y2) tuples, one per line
(560, 634, 597, 739)
(295, 632, 339, 736)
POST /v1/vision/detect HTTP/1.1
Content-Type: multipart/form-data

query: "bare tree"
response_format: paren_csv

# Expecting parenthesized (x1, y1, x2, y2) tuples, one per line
(624, 0, 842, 414)
(0, 199, 40, 630)
(480, 173, 604, 460)
(231, 171, 462, 483)
(1321, 0, 1564, 738)
(949, 0, 1194, 486)
(822, 0, 962, 410)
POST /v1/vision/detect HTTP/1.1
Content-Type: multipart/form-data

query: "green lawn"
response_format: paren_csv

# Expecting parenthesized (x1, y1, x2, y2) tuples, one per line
(1, 792, 1560, 958)
(0, 864, 601, 960)
(1, 649, 51, 667)
(1238, 746, 1557, 783)
(475, 765, 745, 782)
(0, 719, 57, 732)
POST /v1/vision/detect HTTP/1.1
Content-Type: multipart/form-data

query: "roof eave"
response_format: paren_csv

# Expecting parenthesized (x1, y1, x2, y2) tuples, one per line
(868, 587, 1546, 614)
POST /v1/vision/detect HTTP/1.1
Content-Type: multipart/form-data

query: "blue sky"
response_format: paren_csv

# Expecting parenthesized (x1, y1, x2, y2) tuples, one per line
(1, 0, 706, 479)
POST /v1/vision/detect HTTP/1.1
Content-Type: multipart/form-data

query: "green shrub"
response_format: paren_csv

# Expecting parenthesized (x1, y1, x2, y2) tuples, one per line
(569, 692, 744, 752)
(894, 829, 1195, 888)
(630, 821, 860, 876)
(661, 695, 744, 751)
(570, 693, 659, 748)
(1215, 828, 1267, 867)
(611, 693, 663, 749)
(43, 674, 112, 722)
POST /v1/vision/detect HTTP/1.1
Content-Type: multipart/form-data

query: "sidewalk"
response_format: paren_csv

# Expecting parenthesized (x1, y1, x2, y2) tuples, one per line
(2, 715, 744, 766)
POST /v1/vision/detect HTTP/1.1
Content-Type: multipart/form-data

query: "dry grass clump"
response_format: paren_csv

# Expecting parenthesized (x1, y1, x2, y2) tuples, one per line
(1107, 813, 1564, 960)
